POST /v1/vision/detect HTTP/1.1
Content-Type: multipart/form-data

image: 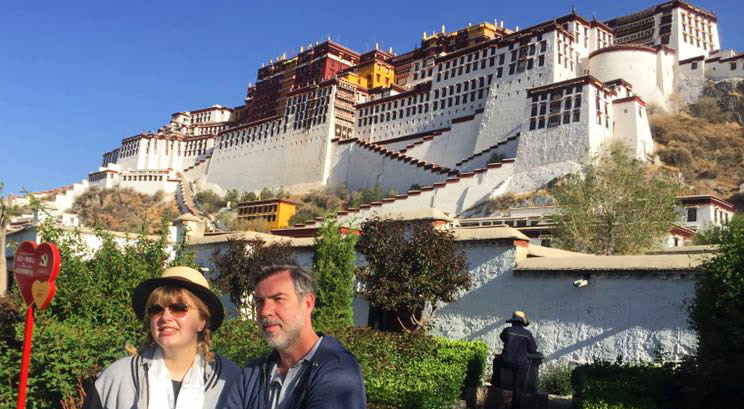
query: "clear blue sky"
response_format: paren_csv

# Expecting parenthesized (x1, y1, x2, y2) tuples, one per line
(1, 1, 742, 195)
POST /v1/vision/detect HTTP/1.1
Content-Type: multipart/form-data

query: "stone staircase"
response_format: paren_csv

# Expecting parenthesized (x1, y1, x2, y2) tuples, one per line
(455, 134, 520, 171)
(294, 159, 516, 227)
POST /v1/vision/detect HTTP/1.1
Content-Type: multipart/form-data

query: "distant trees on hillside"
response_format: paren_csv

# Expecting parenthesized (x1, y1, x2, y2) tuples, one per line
(71, 187, 177, 234)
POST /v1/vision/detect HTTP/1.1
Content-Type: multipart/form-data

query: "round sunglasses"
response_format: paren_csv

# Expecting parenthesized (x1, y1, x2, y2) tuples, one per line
(147, 302, 191, 318)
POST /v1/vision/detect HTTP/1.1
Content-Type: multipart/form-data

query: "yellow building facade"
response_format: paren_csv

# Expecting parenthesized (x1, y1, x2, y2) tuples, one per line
(236, 198, 296, 229)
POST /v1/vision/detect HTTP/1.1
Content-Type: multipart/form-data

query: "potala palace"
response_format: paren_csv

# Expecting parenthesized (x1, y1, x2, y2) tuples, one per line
(51, 0, 737, 224)
(6, 0, 744, 366)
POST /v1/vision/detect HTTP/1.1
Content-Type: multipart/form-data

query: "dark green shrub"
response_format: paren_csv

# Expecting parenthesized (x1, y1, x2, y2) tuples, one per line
(658, 143, 693, 169)
(689, 212, 744, 406)
(539, 363, 573, 396)
(195, 189, 227, 214)
(571, 360, 697, 409)
(332, 327, 487, 409)
(688, 96, 730, 123)
(212, 318, 270, 367)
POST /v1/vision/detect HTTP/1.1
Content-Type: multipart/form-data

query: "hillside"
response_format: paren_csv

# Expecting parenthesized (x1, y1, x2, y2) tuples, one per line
(71, 188, 178, 234)
(650, 80, 744, 209)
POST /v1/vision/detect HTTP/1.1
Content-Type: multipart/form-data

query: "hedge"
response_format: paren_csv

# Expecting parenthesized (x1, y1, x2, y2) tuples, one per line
(214, 321, 488, 409)
(571, 360, 696, 409)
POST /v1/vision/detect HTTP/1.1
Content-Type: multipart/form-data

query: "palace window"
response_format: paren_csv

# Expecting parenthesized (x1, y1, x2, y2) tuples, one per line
(687, 208, 697, 222)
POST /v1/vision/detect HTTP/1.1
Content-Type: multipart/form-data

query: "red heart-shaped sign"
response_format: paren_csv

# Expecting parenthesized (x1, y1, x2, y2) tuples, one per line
(13, 241, 61, 309)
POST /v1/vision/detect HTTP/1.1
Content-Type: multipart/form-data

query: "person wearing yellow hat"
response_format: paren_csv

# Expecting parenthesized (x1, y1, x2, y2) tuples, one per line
(498, 310, 537, 409)
(82, 266, 241, 409)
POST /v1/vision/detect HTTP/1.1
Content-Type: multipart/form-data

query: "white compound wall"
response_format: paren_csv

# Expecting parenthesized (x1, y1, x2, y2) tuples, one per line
(430, 241, 698, 366)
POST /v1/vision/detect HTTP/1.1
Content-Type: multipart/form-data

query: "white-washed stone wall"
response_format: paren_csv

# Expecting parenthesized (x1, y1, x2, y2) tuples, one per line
(612, 99, 654, 159)
(430, 242, 698, 365)
(335, 161, 515, 223)
(675, 60, 707, 104)
(588, 48, 673, 109)
(456, 136, 519, 173)
(328, 141, 452, 193)
(474, 31, 559, 154)
(206, 123, 333, 193)
(395, 113, 484, 168)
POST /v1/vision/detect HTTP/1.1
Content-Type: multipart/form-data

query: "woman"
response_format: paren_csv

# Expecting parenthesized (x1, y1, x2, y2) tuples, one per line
(83, 266, 241, 409)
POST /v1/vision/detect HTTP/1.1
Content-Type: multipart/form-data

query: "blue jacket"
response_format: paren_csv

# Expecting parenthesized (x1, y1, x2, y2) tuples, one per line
(499, 325, 537, 368)
(224, 335, 366, 409)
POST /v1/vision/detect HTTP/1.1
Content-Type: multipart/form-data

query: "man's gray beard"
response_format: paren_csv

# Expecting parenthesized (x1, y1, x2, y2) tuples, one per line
(261, 315, 304, 351)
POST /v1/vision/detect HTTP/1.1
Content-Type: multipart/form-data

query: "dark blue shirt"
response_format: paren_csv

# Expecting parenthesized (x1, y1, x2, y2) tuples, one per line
(224, 335, 366, 409)
(500, 325, 537, 368)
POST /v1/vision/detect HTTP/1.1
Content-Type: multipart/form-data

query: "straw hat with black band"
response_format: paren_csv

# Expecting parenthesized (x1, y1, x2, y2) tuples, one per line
(506, 310, 530, 326)
(132, 266, 224, 331)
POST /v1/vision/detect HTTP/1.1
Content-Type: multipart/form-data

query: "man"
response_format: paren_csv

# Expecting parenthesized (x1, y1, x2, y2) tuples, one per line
(497, 310, 537, 409)
(225, 264, 366, 409)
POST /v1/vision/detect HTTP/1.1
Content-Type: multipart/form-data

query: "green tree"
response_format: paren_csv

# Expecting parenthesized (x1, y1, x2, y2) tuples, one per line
(312, 218, 358, 330)
(356, 218, 469, 332)
(550, 144, 680, 255)
(211, 237, 295, 313)
(240, 191, 258, 202)
(694, 213, 744, 245)
(224, 189, 239, 208)
(194, 189, 226, 214)
(689, 212, 744, 405)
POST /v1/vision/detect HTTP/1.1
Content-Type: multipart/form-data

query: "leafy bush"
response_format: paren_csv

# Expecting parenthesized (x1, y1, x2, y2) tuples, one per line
(211, 318, 270, 367)
(539, 363, 573, 396)
(259, 187, 290, 201)
(211, 237, 296, 312)
(195, 189, 226, 214)
(312, 219, 358, 330)
(571, 360, 696, 409)
(658, 142, 693, 169)
(688, 96, 730, 123)
(337, 328, 487, 409)
(689, 211, 744, 406)
(357, 217, 470, 331)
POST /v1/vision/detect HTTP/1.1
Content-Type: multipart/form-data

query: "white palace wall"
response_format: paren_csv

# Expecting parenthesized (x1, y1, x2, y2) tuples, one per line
(587, 46, 676, 109)
(474, 31, 561, 154)
(430, 241, 698, 365)
(515, 82, 614, 174)
(334, 161, 516, 223)
(612, 98, 654, 159)
(206, 122, 333, 193)
(328, 140, 452, 193)
(395, 113, 484, 168)
(455, 135, 520, 173)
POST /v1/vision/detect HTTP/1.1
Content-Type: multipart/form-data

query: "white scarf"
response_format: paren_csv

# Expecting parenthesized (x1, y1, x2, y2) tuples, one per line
(147, 348, 206, 409)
